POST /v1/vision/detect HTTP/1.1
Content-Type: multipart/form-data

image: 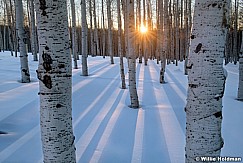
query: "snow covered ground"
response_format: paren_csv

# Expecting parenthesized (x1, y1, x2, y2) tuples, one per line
(0, 51, 242, 163)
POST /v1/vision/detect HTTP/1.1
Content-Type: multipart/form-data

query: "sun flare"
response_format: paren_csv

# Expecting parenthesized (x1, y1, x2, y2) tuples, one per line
(140, 25, 147, 34)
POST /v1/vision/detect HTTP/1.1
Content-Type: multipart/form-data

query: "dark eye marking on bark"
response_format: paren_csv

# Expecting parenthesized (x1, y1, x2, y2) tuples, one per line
(56, 104, 63, 108)
(22, 69, 30, 77)
(39, 0, 48, 17)
(194, 43, 202, 53)
(186, 63, 193, 69)
(45, 45, 49, 50)
(43, 62, 52, 71)
(23, 38, 27, 44)
(189, 84, 198, 88)
(43, 75, 52, 89)
(213, 111, 222, 119)
(42, 52, 52, 72)
(191, 35, 195, 39)
(58, 64, 65, 69)
(212, 3, 217, 7)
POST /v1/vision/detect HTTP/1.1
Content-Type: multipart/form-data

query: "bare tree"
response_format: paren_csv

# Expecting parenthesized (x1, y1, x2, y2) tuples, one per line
(107, 0, 114, 64)
(238, 29, 243, 100)
(81, 0, 88, 76)
(16, 0, 30, 83)
(29, 0, 38, 61)
(117, 0, 126, 89)
(185, 0, 229, 162)
(35, 0, 76, 161)
(127, 0, 139, 108)
(70, 0, 78, 69)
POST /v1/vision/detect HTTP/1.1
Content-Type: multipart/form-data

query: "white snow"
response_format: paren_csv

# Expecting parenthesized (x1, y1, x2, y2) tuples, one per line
(0, 51, 242, 163)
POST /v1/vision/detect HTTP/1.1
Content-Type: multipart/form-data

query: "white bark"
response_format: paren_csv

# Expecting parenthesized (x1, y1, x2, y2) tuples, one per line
(35, 0, 76, 162)
(185, 1, 228, 162)
(237, 30, 243, 100)
(4, 0, 14, 56)
(89, 0, 94, 56)
(30, 0, 38, 61)
(101, 0, 106, 58)
(180, 0, 185, 62)
(184, 0, 189, 75)
(233, 0, 238, 64)
(117, 0, 126, 89)
(107, 0, 114, 64)
(3, 5, 6, 51)
(16, 0, 30, 83)
(93, 0, 100, 56)
(70, 0, 78, 69)
(0, 27, 3, 51)
(160, 0, 167, 84)
(127, 0, 139, 108)
(81, 0, 88, 76)
(175, 0, 179, 64)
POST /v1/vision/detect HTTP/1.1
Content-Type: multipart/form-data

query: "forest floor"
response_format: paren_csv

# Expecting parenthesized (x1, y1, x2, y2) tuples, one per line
(0, 51, 243, 163)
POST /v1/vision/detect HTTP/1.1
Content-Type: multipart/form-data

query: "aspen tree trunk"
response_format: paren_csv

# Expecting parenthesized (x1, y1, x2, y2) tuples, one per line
(4, 0, 14, 56)
(155, 0, 159, 63)
(0, 30, 2, 52)
(175, 0, 180, 65)
(81, 0, 88, 76)
(107, 0, 114, 64)
(127, 0, 139, 108)
(184, 0, 189, 75)
(102, 0, 106, 58)
(160, 0, 167, 83)
(180, 0, 184, 62)
(16, 0, 30, 83)
(117, 0, 126, 89)
(93, 0, 100, 56)
(29, 0, 38, 61)
(233, 0, 238, 64)
(35, 0, 76, 162)
(237, 30, 243, 100)
(138, 0, 143, 63)
(89, 0, 94, 56)
(70, 0, 78, 69)
(185, 1, 228, 162)
(3, 5, 6, 51)
(159, 0, 165, 84)
(9, 0, 18, 57)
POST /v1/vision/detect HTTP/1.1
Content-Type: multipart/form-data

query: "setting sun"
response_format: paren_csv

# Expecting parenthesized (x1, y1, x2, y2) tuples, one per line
(140, 25, 147, 34)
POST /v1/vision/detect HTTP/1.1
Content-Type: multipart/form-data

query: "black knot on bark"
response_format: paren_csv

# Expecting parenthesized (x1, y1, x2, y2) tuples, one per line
(42, 52, 52, 64)
(194, 43, 202, 53)
(42, 52, 52, 72)
(56, 104, 63, 108)
(39, 0, 48, 17)
(189, 84, 198, 88)
(43, 75, 52, 89)
(45, 45, 49, 50)
(22, 69, 30, 77)
(213, 111, 222, 119)
(212, 3, 217, 7)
